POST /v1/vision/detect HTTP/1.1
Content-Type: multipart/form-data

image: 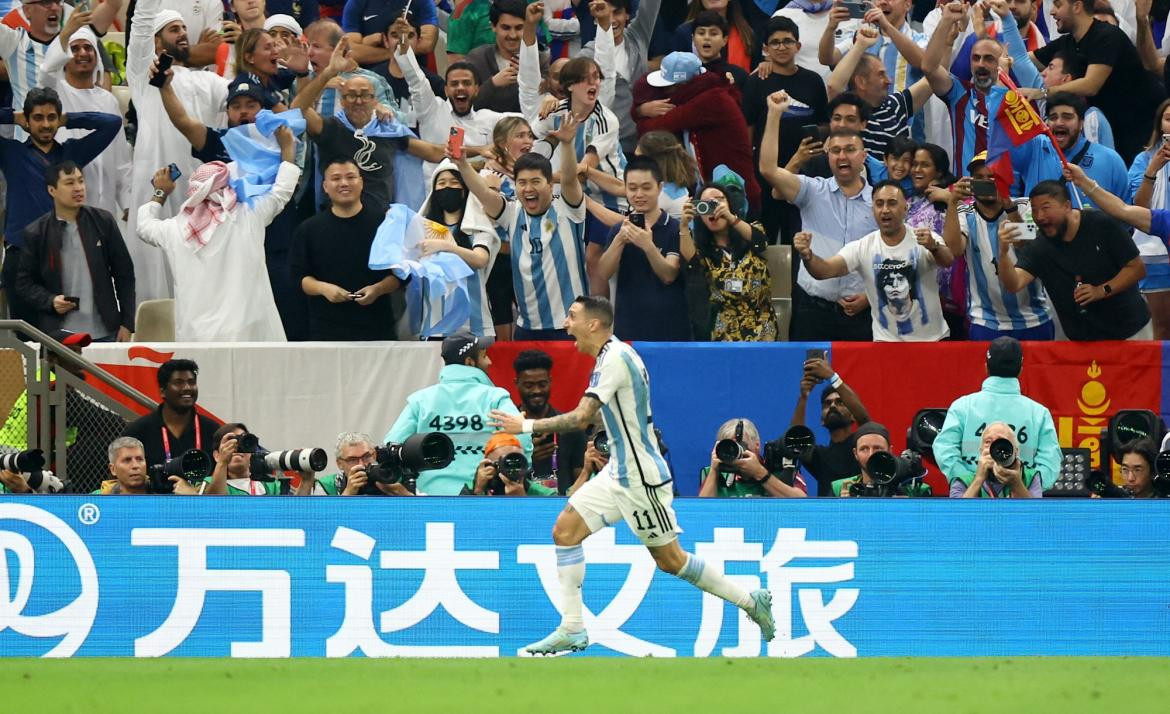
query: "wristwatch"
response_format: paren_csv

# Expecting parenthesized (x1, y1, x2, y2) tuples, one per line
(1103, 283, 1112, 295)
(152, 188, 167, 200)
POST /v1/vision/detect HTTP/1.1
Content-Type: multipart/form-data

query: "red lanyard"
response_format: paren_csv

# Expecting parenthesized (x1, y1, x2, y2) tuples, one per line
(161, 416, 201, 461)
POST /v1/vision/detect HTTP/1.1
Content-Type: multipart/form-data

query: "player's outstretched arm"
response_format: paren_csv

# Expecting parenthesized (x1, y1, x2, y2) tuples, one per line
(490, 396, 602, 435)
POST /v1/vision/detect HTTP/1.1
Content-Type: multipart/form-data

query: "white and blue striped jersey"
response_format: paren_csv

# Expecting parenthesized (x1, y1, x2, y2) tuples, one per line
(492, 194, 588, 331)
(0, 5, 73, 135)
(585, 336, 671, 489)
(959, 199, 1053, 331)
(536, 99, 628, 212)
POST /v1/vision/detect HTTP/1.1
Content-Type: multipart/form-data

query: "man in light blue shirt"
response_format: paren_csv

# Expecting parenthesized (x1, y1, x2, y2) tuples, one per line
(933, 336, 1062, 496)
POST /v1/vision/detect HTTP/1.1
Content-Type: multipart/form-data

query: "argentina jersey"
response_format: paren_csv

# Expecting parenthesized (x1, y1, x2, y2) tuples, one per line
(960, 200, 1052, 331)
(547, 100, 628, 212)
(1, 7, 71, 140)
(585, 337, 671, 489)
(496, 195, 588, 331)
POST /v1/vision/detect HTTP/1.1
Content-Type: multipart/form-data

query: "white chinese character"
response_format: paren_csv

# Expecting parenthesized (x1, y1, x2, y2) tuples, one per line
(328, 523, 499, 657)
(131, 528, 304, 657)
(761, 528, 859, 658)
(517, 528, 675, 657)
(693, 528, 763, 657)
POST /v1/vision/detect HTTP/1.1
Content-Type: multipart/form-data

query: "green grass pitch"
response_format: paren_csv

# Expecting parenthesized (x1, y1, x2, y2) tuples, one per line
(3, 657, 1169, 713)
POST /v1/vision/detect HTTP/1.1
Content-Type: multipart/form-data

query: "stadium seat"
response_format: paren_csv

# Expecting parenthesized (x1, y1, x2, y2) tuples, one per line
(765, 245, 792, 341)
(133, 299, 175, 342)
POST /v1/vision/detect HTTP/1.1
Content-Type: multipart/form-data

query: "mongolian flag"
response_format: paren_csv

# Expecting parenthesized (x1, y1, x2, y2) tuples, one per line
(986, 70, 1049, 198)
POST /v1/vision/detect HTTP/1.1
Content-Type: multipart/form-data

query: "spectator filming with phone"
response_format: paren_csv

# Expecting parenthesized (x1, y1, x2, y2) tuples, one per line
(591, 156, 690, 341)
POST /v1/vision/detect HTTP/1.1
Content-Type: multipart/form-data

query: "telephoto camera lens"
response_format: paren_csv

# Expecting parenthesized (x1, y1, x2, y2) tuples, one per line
(714, 438, 747, 464)
(0, 449, 45, 473)
(783, 425, 816, 452)
(989, 437, 1016, 467)
(496, 452, 529, 481)
(264, 448, 329, 473)
(865, 450, 899, 486)
(1155, 451, 1170, 483)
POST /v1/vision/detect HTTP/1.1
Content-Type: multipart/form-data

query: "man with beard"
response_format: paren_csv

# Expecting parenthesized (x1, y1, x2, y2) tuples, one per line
(1028, 0, 1162, 163)
(0, 0, 121, 122)
(922, 1, 1014, 177)
(1010, 92, 1127, 205)
(939, 152, 1054, 340)
(996, 179, 1152, 340)
(127, 0, 230, 302)
(821, 0, 926, 97)
(465, 0, 548, 114)
(0, 87, 120, 323)
(36, 11, 132, 220)
(759, 90, 877, 341)
(123, 359, 223, 470)
(397, 15, 508, 179)
(788, 354, 872, 497)
(796, 180, 953, 341)
(157, 70, 264, 163)
(833, 422, 932, 497)
(512, 349, 586, 493)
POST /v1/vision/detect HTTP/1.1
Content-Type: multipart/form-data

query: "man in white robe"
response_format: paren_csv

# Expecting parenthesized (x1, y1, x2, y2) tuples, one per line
(37, 18, 131, 223)
(127, 0, 229, 303)
(136, 126, 299, 342)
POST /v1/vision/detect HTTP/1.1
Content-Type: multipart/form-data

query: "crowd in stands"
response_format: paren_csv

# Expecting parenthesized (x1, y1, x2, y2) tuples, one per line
(3, 0, 1170, 344)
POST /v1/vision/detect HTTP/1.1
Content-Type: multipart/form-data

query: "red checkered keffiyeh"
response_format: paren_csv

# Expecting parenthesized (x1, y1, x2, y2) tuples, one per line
(180, 161, 238, 248)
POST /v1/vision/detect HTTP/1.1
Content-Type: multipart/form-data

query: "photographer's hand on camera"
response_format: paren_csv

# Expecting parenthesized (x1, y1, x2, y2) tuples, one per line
(203, 431, 239, 496)
(0, 468, 30, 493)
(472, 459, 496, 495)
(168, 475, 201, 495)
(567, 440, 608, 496)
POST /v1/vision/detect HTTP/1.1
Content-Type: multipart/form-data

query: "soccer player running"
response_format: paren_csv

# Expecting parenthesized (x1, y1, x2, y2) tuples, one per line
(489, 296, 776, 655)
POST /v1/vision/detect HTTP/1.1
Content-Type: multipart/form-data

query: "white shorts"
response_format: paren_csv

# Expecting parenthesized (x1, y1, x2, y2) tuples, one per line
(568, 472, 681, 548)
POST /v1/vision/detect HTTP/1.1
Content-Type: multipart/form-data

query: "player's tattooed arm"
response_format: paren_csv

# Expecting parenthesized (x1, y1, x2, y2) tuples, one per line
(534, 396, 602, 434)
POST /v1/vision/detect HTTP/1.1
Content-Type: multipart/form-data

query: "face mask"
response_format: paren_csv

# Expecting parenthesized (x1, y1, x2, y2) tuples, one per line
(432, 187, 465, 213)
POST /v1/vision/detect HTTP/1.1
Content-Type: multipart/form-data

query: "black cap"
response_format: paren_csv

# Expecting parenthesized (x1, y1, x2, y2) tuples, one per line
(226, 77, 266, 106)
(442, 331, 489, 365)
(986, 336, 1023, 378)
(853, 421, 890, 443)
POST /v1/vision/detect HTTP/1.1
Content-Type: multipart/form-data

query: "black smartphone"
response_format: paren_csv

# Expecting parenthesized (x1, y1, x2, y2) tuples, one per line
(801, 123, 822, 141)
(629, 212, 645, 228)
(805, 348, 825, 362)
(149, 51, 173, 88)
(971, 179, 998, 199)
(65, 296, 80, 307)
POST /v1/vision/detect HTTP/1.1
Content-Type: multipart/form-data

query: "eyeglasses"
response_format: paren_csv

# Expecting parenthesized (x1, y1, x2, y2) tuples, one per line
(341, 92, 375, 102)
(767, 38, 798, 48)
(338, 451, 376, 466)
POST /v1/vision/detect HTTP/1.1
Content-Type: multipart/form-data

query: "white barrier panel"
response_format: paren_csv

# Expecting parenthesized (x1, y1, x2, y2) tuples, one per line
(83, 342, 443, 455)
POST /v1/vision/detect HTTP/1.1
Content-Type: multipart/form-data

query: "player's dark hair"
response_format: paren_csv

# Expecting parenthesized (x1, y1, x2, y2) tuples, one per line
(573, 295, 615, 328)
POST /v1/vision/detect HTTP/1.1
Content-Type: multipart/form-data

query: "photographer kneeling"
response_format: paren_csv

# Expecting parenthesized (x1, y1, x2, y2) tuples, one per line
(699, 419, 807, 498)
(835, 423, 932, 497)
(465, 434, 556, 496)
(950, 423, 1039, 498)
(306, 432, 415, 496)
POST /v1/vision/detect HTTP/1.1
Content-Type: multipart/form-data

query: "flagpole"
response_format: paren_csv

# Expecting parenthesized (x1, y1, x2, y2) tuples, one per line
(996, 69, 1082, 207)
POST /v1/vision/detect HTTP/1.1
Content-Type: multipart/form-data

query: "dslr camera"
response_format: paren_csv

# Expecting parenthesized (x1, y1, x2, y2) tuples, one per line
(849, 449, 926, 497)
(148, 448, 212, 494)
(482, 451, 532, 495)
(235, 432, 330, 494)
(341, 432, 454, 495)
(0, 449, 62, 493)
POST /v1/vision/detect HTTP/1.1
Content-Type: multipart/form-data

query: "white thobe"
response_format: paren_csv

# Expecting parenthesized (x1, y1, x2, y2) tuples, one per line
(128, 0, 229, 303)
(38, 41, 132, 220)
(136, 162, 300, 342)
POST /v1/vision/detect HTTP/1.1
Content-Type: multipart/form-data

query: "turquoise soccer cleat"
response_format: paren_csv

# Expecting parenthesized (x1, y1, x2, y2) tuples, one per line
(523, 627, 590, 656)
(747, 589, 776, 642)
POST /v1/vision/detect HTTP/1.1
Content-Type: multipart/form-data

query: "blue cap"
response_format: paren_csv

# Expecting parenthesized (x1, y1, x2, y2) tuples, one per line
(647, 52, 707, 87)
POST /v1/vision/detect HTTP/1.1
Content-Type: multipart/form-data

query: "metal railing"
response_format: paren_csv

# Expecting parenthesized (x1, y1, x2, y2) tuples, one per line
(0, 320, 156, 493)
